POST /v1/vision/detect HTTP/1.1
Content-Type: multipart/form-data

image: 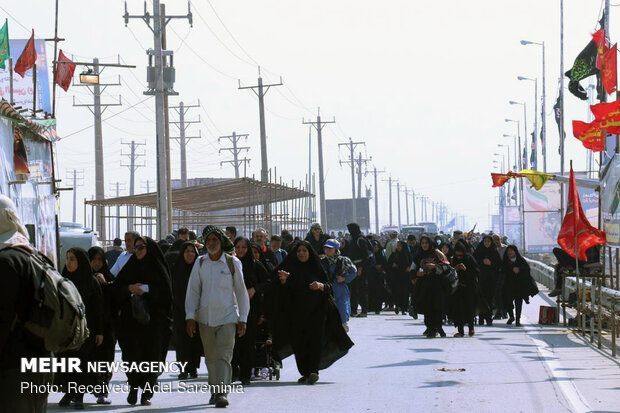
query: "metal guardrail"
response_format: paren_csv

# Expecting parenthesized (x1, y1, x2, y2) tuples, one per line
(525, 257, 619, 357)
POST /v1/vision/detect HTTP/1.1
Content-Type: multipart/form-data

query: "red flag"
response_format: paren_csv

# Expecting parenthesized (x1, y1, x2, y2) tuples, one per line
(602, 43, 617, 94)
(572, 120, 605, 151)
(592, 29, 609, 70)
(55, 50, 76, 92)
(590, 100, 620, 134)
(491, 172, 521, 187)
(557, 164, 606, 261)
(14, 30, 37, 78)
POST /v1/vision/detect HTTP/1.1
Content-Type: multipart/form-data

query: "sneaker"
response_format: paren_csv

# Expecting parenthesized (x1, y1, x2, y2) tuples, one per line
(307, 373, 319, 385)
(453, 332, 464, 338)
(96, 396, 112, 405)
(215, 394, 229, 408)
(507, 318, 514, 325)
(140, 390, 153, 406)
(209, 393, 217, 405)
(297, 376, 308, 384)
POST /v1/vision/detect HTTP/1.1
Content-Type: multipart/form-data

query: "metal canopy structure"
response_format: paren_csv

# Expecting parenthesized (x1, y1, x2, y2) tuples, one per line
(84, 177, 316, 244)
(85, 177, 312, 213)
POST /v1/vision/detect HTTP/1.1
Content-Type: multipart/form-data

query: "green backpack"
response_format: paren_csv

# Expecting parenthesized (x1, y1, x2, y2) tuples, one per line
(13, 248, 90, 353)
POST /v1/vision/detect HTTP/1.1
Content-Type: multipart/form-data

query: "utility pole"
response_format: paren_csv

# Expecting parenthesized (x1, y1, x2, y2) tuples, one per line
(239, 69, 283, 221)
(355, 152, 371, 199)
(366, 166, 385, 235)
(412, 190, 417, 225)
(66, 169, 84, 223)
(382, 175, 395, 226)
(109, 182, 126, 239)
(121, 140, 146, 231)
(170, 101, 201, 186)
(72, 58, 127, 241)
(339, 138, 366, 223)
(219, 132, 250, 178)
(404, 186, 410, 225)
(303, 110, 335, 229)
(124, 0, 192, 240)
(396, 181, 402, 229)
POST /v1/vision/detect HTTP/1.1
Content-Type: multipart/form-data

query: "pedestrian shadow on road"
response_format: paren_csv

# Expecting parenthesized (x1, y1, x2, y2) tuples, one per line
(417, 380, 460, 388)
(368, 358, 443, 369)
(247, 381, 334, 387)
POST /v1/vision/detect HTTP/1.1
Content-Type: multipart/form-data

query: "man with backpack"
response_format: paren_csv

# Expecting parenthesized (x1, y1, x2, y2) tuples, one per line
(0, 195, 52, 412)
(185, 225, 250, 408)
(345, 223, 375, 318)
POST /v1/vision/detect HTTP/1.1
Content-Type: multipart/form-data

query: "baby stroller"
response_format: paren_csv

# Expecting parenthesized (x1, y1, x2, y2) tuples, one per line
(253, 319, 281, 380)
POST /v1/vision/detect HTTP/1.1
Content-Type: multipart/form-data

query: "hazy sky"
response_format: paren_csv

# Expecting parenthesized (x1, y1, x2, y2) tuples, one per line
(1, 0, 612, 231)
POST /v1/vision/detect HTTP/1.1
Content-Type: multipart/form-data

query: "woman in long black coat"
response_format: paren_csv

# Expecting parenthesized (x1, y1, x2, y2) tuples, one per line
(368, 240, 388, 314)
(171, 241, 202, 380)
(501, 245, 539, 327)
(473, 235, 501, 326)
(449, 242, 481, 337)
(273, 240, 353, 385)
(232, 238, 270, 385)
(387, 241, 412, 315)
(413, 236, 450, 338)
(115, 236, 173, 406)
(88, 246, 117, 405)
(57, 247, 104, 409)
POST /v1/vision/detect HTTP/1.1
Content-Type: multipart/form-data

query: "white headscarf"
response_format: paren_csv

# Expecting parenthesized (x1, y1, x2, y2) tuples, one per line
(0, 195, 32, 251)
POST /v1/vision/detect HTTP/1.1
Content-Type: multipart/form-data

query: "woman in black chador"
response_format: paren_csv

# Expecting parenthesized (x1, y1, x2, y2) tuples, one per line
(57, 247, 104, 409)
(473, 235, 501, 326)
(115, 236, 173, 406)
(232, 237, 270, 385)
(273, 240, 353, 385)
(412, 236, 451, 338)
(501, 245, 539, 327)
(449, 242, 481, 337)
(387, 241, 412, 315)
(88, 246, 117, 405)
(171, 241, 202, 380)
(368, 240, 388, 314)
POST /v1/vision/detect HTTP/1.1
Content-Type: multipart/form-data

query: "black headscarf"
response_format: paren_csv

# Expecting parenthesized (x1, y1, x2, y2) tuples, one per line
(474, 235, 501, 266)
(63, 247, 95, 294)
(171, 241, 198, 315)
(502, 244, 526, 267)
(88, 246, 113, 282)
(278, 240, 327, 282)
(413, 236, 436, 268)
(439, 242, 453, 260)
(234, 237, 255, 278)
(346, 223, 361, 239)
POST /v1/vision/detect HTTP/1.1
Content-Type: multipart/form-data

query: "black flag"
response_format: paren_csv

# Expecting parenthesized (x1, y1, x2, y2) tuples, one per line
(553, 93, 565, 155)
(565, 40, 599, 100)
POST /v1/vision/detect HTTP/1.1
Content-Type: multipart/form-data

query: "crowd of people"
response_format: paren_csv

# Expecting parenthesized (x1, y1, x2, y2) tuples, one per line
(0, 192, 542, 411)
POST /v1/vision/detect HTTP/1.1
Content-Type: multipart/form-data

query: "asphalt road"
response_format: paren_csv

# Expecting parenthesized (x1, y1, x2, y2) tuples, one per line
(46, 287, 620, 413)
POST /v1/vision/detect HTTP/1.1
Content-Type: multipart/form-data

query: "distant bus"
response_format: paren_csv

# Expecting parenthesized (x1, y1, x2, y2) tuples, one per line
(401, 225, 425, 240)
(417, 222, 439, 235)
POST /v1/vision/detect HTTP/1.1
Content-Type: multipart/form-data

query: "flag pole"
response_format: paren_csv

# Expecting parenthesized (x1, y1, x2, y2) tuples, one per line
(8, 57, 13, 105)
(32, 63, 36, 114)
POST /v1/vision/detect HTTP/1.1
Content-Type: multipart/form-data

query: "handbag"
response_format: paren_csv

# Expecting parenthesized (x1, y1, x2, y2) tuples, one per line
(130, 294, 150, 325)
(439, 267, 459, 295)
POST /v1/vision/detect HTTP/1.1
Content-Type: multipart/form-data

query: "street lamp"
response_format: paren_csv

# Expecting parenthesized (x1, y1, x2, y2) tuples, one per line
(518, 76, 538, 171)
(521, 39, 547, 172)
(502, 134, 517, 170)
(505, 116, 526, 250)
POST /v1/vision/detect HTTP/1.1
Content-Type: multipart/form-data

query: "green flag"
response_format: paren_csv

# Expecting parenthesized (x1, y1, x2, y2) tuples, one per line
(0, 19, 9, 70)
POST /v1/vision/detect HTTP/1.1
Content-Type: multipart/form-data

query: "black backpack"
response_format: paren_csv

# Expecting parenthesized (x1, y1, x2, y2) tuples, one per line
(11, 248, 89, 353)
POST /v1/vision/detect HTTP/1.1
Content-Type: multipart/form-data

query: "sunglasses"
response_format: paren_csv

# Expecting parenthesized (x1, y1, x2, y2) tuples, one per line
(135, 245, 146, 251)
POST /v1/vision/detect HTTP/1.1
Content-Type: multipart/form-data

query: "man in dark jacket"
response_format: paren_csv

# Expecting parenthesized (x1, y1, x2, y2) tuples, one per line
(0, 195, 52, 412)
(343, 223, 375, 318)
(305, 222, 330, 255)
